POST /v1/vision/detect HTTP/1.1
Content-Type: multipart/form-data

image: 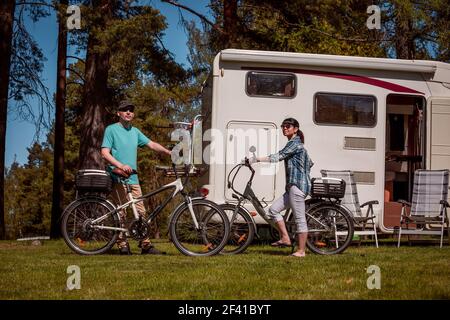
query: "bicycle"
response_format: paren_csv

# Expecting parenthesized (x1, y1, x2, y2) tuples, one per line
(218, 146, 354, 255)
(61, 164, 230, 257)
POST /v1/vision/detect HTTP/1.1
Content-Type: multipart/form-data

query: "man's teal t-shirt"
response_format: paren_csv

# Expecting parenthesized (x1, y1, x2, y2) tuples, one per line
(101, 123, 151, 185)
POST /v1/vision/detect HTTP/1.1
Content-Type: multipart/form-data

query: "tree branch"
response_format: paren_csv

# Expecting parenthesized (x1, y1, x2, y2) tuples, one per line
(155, 34, 171, 56)
(241, 4, 394, 43)
(67, 55, 86, 64)
(67, 81, 84, 87)
(161, 0, 224, 34)
(67, 67, 85, 83)
(16, 1, 56, 9)
(307, 27, 393, 43)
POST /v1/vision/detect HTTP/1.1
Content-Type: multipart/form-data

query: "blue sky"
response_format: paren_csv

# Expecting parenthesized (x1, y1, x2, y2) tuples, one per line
(6, 0, 210, 167)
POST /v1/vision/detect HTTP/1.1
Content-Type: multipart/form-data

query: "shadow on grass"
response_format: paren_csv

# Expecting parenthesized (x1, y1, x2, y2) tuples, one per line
(351, 240, 449, 247)
(251, 248, 293, 256)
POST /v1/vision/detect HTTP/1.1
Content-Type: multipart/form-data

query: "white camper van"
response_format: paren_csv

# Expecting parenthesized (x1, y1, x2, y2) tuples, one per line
(198, 49, 450, 234)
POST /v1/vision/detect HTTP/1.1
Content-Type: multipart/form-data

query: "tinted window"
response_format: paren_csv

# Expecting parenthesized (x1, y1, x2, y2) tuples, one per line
(246, 72, 296, 98)
(314, 93, 376, 127)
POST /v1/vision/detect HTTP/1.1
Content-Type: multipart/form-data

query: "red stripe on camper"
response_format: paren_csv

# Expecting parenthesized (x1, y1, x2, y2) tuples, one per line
(242, 67, 424, 94)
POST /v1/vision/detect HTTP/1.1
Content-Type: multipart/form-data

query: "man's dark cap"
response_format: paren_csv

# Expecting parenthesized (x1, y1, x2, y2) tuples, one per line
(117, 100, 135, 111)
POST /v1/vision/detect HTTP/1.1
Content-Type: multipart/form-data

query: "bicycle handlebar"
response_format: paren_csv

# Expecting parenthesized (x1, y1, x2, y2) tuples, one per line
(172, 163, 191, 186)
(226, 157, 255, 198)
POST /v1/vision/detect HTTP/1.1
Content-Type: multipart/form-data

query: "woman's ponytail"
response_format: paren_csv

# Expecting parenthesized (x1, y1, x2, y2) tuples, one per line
(297, 129, 305, 144)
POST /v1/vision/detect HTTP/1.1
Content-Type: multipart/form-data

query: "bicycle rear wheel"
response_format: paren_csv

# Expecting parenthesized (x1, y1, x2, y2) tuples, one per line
(61, 197, 120, 255)
(219, 204, 255, 255)
(169, 199, 230, 257)
(306, 203, 354, 255)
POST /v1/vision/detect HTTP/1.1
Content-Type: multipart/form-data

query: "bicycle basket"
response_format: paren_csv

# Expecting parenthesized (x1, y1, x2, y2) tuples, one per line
(311, 178, 346, 199)
(75, 169, 113, 193)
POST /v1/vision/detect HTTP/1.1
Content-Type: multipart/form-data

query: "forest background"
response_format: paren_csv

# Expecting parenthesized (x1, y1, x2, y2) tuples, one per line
(1, 0, 449, 239)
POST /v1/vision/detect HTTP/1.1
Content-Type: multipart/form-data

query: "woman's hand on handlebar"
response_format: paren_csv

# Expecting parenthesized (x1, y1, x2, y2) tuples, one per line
(240, 157, 257, 165)
(248, 156, 258, 164)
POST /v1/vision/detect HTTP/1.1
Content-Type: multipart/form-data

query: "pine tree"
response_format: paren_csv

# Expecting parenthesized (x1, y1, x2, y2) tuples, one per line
(50, 0, 68, 239)
(0, 0, 16, 240)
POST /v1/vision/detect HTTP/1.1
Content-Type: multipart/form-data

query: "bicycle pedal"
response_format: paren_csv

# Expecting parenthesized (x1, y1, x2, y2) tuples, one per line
(76, 238, 86, 246)
(203, 243, 214, 251)
(237, 234, 247, 243)
(314, 241, 327, 248)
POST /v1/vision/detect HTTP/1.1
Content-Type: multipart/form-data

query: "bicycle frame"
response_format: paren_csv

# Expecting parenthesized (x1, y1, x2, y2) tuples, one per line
(227, 160, 335, 237)
(91, 166, 202, 232)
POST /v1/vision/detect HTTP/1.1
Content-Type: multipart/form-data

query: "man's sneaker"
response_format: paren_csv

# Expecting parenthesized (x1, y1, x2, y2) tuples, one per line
(141, 246, 166, 255)
(119, 244, 132, 255)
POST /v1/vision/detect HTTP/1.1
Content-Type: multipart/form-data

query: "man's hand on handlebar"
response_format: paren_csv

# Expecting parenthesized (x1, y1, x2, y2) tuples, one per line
(112, 166, 137, 179)
(120, 164, 133, 174)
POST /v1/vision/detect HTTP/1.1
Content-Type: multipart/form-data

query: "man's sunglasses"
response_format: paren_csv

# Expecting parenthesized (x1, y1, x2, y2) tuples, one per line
(281, 124, 293, 129)
(119, 107, 134, 113)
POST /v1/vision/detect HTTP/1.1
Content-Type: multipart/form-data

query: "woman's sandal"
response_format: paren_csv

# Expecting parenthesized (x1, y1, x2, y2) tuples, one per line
(270, 240, 292, 248)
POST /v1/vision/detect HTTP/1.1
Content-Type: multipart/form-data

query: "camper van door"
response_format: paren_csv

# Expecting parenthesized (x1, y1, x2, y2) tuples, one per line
(428, 97, 450, 203)
(225, 121, 278, 203)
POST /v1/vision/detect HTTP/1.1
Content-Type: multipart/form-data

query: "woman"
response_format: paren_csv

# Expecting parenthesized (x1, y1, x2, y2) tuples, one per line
(251, 118, 313, 257)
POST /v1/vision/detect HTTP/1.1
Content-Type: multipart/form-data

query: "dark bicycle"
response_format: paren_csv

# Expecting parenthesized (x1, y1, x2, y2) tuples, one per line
(218, 146, 354, 255)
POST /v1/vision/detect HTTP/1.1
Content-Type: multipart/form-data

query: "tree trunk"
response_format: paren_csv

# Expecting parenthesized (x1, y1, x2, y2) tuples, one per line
(0, 0, 16, 240)
(78, 0, 112, 170)
(394, 3, 415, 59)
(395, 23, 415, 59)
(223, 0, 238, 48)
(50, 0, 68, 239)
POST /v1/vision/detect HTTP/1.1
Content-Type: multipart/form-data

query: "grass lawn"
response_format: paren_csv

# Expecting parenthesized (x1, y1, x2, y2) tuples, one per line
(0, 239, 449, 300)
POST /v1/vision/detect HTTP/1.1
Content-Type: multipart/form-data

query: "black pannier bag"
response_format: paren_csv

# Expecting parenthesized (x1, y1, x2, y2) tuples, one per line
(75, 169, 113, 194)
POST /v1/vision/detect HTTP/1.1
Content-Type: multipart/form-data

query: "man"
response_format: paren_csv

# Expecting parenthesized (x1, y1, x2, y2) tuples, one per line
(101, 100, 172, 255)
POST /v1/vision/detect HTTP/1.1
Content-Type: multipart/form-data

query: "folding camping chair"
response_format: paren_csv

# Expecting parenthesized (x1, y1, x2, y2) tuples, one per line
(397, 169, 450, 248)
(321, 170, 379, 247)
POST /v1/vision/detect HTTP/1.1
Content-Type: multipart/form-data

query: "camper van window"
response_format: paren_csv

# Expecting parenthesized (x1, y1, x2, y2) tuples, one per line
(314, 93, 376, 127)
(246, 72, 296, 98)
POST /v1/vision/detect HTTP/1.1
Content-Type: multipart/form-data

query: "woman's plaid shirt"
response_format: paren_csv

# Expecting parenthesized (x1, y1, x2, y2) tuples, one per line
(268, 135, 314, 195)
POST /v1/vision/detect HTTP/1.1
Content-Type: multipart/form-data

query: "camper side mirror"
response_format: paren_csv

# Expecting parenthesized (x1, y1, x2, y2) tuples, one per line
(249, 146, 256, 153)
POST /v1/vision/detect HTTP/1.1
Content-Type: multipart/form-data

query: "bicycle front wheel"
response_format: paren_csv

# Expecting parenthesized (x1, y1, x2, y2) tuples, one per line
(219, 204, 255, 255)
(169, 199, 230, 257)
(61, 197, 120, 255)
(306, 204, 354, 255)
